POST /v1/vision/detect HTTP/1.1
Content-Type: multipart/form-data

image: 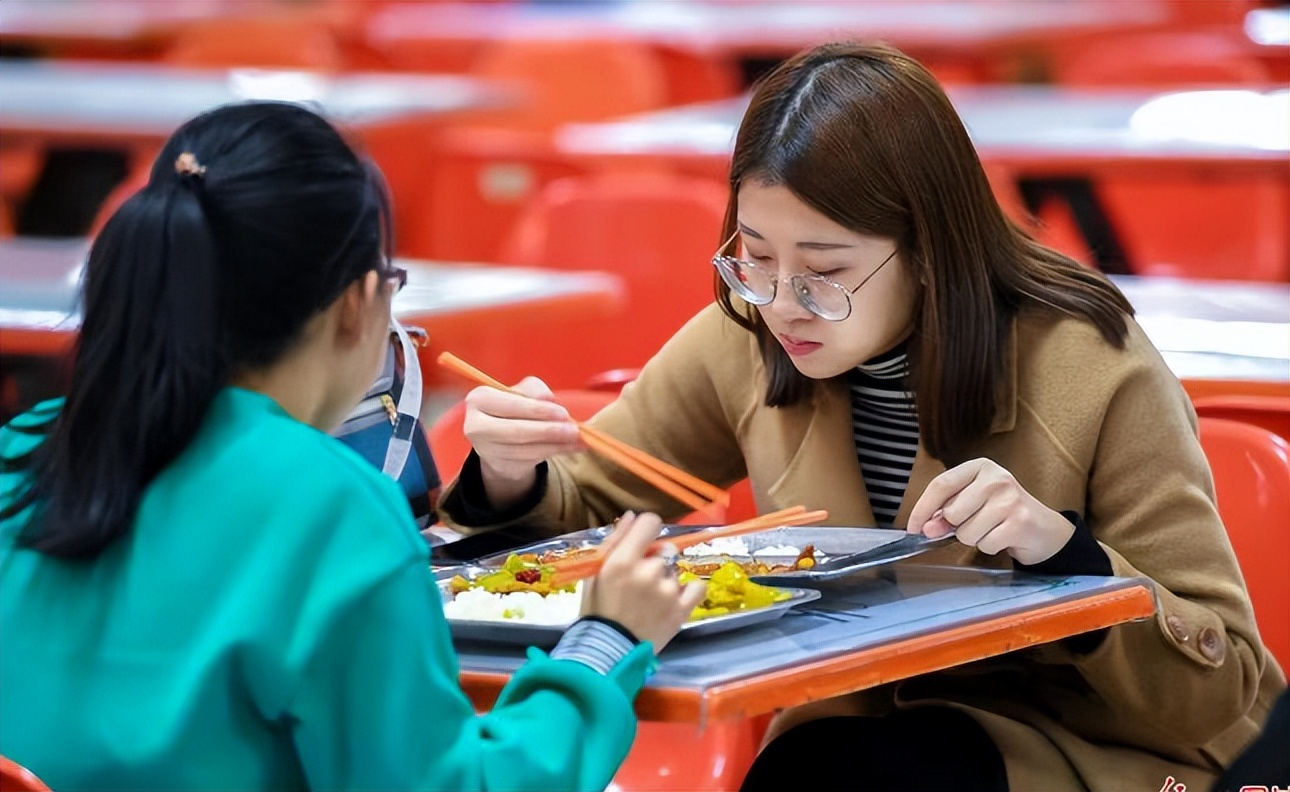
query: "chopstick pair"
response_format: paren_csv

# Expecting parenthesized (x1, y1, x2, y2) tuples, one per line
(546, 505, 830, 586)
(437, 352, 730, 516)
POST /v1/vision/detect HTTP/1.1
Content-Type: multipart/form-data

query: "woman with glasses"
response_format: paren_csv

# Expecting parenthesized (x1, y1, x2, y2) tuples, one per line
(0, 102, 705, 790)
(442, 42, 1283, 792)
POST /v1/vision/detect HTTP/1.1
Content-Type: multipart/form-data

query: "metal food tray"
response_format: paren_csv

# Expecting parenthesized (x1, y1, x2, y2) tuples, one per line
(466, 525, 951, 584)
(437, 565, 821, 648)
(468, 523, 710, 569)
(734, 527, 955, 583)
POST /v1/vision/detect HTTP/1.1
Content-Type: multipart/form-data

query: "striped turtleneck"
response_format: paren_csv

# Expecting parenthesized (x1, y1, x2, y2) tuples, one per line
(849, 344, 918, 528)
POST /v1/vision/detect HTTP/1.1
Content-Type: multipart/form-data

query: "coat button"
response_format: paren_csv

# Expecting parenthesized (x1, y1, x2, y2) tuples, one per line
(1166, 615, 1190, 643)
(1199, 627, 1226, 663)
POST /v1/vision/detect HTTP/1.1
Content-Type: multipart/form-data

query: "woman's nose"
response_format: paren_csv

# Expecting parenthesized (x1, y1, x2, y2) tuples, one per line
(766, 278, 814, 322)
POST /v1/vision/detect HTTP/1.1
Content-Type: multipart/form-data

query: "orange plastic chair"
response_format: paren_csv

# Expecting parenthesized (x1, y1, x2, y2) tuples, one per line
(469, 36, 669, 134)
(412, 36, 670, 261)
(165, 14, 342, 70)
(983, 164, 1093, 267)
(410, 130, 589, 261)
(1098, 174, 1289, 282)
(0, 756, 51, 792)
(611, 714, 773, 791)
(1198, 417, 1290, 669)
(1051, 31, 1273, 89)
(0, 141, 45, 216)
(1046, 28, 1286, 281)
(497, 171, 730, 386)
(1193, 395, 1290, 442)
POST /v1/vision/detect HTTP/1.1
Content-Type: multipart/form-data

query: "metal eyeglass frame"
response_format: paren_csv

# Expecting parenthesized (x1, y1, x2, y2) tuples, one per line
(710, 230, 898, 322)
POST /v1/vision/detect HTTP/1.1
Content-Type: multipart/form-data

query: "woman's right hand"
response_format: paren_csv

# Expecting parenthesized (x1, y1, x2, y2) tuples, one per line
(581, 512, 707, 651)
(462, 377, 582, 510)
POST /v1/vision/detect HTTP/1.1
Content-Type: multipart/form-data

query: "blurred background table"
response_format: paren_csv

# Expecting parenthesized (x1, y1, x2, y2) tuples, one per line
(0, 60, 507, 145)
(366, 0, 1169, 84)
(557, 87, 1290, 281)
(0, 237, 625, 418)
(0, 59, 511, 242)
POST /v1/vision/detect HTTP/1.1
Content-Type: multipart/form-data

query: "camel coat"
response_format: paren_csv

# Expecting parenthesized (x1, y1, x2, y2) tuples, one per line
(440, 304, 1285, 791)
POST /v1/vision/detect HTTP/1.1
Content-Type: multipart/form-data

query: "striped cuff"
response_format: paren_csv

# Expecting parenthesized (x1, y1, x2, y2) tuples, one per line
(550, 618, 637, 676)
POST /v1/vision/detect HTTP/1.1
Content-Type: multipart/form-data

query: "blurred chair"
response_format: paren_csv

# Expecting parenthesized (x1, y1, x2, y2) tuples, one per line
(1051, 31, 1273, 89)
(413, 36, 670, 261)
(611, 715, 772, 792)
(1193, 395, 1290, 442)
(165, 13, 342, 70)
(1097, 174, 1289, 282)
(0, 756, 50, 792)
(983, 164, 1093, 266)
(0, 198, 15, 239)
(469, 36, 669, 134)
(650, 45, 742, 105)
(0, 142, 46, 232)
(412, 132, 588, 261)
(498, 172, 729, 384)
(1198, 417, 1290, 668)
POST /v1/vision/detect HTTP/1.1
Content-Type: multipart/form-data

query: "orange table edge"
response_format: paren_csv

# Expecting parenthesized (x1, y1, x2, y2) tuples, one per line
(458, 582, 1156, 723)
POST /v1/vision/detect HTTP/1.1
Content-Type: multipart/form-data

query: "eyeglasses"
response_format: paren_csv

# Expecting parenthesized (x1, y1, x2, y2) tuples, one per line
(711, 230, 898, 322)
(382, 265, 407, 294)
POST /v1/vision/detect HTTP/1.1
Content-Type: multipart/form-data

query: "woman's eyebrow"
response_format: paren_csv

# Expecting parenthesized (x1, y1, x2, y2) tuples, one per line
(737, 222, 856, 251)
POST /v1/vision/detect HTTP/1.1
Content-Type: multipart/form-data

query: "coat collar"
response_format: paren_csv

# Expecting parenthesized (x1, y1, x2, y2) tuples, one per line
(762, 317, 1020, 527)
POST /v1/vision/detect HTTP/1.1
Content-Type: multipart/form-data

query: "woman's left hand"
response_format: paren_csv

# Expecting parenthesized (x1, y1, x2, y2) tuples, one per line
(906, 458, 1074, 566)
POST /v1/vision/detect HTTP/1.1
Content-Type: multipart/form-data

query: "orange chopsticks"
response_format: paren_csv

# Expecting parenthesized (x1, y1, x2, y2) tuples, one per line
(546, 506, 829, 586)
(437, 352, 730, 514)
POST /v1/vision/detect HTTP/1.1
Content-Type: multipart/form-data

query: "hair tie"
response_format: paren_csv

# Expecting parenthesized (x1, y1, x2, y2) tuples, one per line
(175, 153, 207, 177)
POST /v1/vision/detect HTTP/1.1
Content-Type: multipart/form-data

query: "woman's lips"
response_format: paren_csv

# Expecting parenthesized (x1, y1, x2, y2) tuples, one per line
(778, 334, 822, 356)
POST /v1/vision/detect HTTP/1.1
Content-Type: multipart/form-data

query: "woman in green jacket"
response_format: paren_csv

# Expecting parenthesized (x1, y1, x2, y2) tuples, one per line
(440, 42, 1285, 791)
(0, 101, 703, 790)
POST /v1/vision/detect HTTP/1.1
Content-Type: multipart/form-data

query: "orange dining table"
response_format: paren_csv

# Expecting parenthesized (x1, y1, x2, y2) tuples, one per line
(450, 563, 1156, 723)
(0, 237, 625, 385)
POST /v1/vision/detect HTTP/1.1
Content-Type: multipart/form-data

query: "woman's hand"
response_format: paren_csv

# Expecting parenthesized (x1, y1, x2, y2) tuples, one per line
(581, 512, 707, 651)
(906, 458, 1075, 566)
(462, 377, 582, 510)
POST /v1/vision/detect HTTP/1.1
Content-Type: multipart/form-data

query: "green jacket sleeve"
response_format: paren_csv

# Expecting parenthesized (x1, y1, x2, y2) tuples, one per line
(286, 546, 653, 791)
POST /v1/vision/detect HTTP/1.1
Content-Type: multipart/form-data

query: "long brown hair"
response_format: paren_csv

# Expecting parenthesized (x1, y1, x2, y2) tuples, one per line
(716, 41, 1133, 463)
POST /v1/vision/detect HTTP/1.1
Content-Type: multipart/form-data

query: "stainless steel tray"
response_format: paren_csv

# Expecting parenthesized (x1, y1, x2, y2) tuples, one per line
(737, 527, 955, 583)
(468, 523, 711, 569)
(437, 566, 821, 648)
(465, 525, 952, 584)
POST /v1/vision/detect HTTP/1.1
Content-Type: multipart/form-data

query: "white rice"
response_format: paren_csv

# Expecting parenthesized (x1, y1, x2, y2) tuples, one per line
(682, 537, 823, 558)
(444, 583, 584, 625)
(682, 537, 753, 556)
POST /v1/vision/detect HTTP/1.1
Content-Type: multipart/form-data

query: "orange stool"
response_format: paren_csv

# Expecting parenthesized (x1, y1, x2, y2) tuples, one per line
(1198, 417, 1290, 668)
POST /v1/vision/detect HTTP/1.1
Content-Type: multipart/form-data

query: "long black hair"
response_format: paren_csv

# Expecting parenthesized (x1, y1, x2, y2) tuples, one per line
(1, 101, 393, 559)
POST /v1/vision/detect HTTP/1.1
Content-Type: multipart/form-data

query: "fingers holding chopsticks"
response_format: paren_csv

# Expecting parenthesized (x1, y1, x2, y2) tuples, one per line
(464, 376, 584, 508)
(581, 512, 707, 652)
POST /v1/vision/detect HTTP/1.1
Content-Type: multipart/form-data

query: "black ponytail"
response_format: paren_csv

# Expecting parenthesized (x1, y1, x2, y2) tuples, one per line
(2, 102, 391, 558)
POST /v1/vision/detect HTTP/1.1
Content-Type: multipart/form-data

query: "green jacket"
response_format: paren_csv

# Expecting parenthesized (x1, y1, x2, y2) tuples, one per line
(0, 388, 651, 790)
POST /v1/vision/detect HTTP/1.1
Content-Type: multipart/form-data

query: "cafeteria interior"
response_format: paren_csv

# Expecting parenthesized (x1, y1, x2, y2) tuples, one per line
(0, 1, 1287, 790)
